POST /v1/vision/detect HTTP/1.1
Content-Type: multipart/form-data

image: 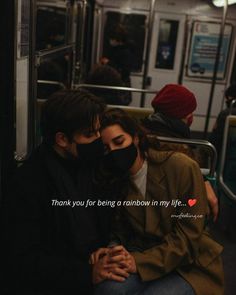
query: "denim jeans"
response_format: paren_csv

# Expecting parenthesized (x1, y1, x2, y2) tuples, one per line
(94, 272, 195, 295)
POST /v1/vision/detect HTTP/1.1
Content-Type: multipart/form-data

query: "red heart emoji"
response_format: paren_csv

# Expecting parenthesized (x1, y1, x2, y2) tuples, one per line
(188, 199, 197, 207)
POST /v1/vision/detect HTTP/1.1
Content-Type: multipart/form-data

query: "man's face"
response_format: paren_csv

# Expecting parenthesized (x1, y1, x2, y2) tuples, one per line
(68, 118, 101, 158)
(55, 117, 101, 159)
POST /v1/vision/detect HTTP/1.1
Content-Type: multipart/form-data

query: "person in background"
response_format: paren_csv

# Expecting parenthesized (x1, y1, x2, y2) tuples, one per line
(85, 64, 131, 105)
(91, 108, 224, 295)
(100, 24, 133, 103)
(1, 90, 123, 295)
(209, 83, 236, 160)
(142, 84, 219, 222)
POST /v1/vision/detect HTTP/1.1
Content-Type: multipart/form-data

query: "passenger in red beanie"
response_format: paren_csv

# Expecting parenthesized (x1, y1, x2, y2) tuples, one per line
(143, 84, 197, 138)
(142, 83, 219, 222)
(151, 84, 197, 124)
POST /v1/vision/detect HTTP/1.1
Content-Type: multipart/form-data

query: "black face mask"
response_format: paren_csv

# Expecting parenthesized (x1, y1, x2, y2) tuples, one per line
(76, 137, 104, 164)
(104, 143, 138, 173)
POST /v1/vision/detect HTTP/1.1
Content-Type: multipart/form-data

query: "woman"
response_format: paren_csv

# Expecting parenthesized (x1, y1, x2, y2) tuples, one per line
(92, 108, 224, 295)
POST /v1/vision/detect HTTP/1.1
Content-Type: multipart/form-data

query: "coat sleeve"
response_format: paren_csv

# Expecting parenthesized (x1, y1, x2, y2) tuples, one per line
(209, 110, 228, 156)
(132, 155, 209, 281)
(1, 178, 93, 293)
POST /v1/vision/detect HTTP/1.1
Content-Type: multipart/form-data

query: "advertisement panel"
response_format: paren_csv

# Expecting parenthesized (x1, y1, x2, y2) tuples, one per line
(187, 22, 232, 79)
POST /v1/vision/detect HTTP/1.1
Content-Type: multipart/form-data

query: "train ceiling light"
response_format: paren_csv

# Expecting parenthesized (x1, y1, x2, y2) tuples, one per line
(212, 0, 236, 7)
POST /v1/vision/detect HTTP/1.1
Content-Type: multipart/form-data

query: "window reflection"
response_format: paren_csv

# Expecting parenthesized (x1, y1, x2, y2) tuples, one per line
(36, 5, 67, 51)
(155, 19, 179, 70)
(102, 12, 146, 73)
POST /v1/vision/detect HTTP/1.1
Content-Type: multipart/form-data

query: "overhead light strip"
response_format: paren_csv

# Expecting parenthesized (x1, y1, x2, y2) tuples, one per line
(212, 0, 236, 7)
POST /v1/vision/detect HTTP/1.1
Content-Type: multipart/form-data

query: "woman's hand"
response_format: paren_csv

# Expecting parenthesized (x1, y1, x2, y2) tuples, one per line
(205, 180, 219, 222)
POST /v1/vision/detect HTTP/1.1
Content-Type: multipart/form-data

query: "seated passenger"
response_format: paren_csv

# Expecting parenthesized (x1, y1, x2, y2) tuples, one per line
(1, 90, 113, 295)
(142, 84, 219, 221)
(209, 83, 236, 160)
(91, 108, 224, 295)
(86, 64, 131, 105)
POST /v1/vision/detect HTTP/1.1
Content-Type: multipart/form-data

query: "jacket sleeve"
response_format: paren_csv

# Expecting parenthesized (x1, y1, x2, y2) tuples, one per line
(209, 110, 227, 156)
(132, 155, 209, 281)
(2, 179, 92, 293)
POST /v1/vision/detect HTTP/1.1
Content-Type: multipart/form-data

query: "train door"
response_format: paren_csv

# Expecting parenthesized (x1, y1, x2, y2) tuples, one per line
(143, 12, 186, 107)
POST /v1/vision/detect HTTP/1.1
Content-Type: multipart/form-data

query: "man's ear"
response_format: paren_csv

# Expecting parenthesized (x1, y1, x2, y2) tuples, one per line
(55, 132, 69, 148)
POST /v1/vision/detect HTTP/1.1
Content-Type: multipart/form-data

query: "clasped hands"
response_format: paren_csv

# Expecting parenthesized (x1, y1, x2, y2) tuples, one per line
(90, 245, 137, 284)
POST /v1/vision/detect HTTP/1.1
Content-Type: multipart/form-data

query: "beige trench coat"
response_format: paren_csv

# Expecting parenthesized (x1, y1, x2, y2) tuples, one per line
(112, 149, 224, 295)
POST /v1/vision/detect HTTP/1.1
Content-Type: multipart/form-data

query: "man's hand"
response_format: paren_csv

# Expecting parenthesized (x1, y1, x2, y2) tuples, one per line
(108, 245, 137, 273)
(90, 247, 109, 265)
(92, 254, 129, 284)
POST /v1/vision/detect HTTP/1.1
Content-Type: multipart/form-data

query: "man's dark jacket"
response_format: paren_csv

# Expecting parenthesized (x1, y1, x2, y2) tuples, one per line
(1, 143, 112, 295)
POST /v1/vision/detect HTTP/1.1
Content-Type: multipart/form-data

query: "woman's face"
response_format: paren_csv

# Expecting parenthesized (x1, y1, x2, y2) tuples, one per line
(101, 124, 133, 153)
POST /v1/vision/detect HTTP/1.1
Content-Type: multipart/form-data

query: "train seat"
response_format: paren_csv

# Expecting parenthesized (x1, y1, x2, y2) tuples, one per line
(108, 104, 153, 120)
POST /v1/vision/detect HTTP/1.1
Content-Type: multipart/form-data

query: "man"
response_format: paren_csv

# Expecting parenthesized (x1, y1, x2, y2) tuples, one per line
(1, 90, 118, 294)
(209, 83, 236, 160)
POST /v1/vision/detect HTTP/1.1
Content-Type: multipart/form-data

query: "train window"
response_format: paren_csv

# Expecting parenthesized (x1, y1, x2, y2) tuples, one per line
(102, 11, 147, 72)
(155, 19, 179, 70)
(223, 124, 236, 195)
(36, 4, 68, 51)
(230, 51, 236, 84)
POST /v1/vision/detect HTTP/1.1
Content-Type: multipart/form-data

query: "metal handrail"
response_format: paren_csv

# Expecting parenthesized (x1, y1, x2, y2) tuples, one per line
(36, 44, 74, 58)
(218, 115, 236, 202)
(149, 135, 217, 178)
(229, 99, 236, 114)
(37, 80, 66, 89)
(76, 83, 157, 94)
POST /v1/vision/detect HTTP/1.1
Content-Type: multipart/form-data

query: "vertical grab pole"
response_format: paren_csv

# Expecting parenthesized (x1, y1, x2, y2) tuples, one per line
(203, 0, 228, 138)
(28, 0, 37, 153)
(140, 0, 156, 107)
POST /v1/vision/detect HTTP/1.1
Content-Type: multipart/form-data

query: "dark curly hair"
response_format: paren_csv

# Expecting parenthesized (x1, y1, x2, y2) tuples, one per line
(40, 89, 105, 145)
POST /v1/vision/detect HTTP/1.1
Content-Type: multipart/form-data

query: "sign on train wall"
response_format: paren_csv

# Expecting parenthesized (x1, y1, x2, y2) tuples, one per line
(187, 21, 232, 79)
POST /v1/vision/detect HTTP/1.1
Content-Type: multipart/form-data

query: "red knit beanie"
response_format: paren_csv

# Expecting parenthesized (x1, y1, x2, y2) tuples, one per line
(151, 84, 197, 119)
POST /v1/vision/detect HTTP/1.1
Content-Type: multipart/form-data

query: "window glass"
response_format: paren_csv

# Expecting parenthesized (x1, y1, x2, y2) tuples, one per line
(155, 19, 179, 70)
(230, 51, 236, 84)
(103, 12, 147, 72)
(36, 5, 67, 51)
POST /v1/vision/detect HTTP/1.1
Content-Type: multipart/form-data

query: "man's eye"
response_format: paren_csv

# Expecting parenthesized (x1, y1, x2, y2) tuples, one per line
(83, 131, 93, 137)
(114, 139, 124, 145)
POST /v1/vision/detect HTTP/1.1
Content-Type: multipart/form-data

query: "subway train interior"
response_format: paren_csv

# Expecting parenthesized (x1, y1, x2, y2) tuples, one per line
(0, 0, 236, 294)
